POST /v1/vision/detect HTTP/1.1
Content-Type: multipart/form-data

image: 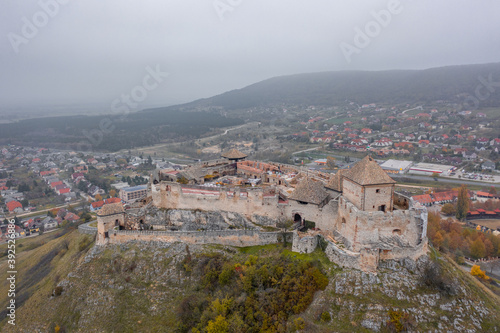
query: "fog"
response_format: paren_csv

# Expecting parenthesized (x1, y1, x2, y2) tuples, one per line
(1, 0, 499, 115)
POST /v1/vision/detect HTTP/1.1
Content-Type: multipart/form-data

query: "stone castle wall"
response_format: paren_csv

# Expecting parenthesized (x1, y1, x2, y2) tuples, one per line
(95, 179, 428, 273)
(101, 229, 292, 247)
(335, 196, 427, 259)
(152, 182, 282, 222)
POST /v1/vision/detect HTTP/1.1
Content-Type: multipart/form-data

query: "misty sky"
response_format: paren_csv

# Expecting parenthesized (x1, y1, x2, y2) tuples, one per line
(1, 0, 500, 114)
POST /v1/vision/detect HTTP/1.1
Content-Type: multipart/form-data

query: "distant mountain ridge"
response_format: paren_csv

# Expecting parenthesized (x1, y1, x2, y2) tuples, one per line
(156, 62, 500, 111)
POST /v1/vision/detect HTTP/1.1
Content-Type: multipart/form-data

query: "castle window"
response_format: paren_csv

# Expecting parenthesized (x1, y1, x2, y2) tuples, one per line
(378, 205, 386, 212)
(393, 229, 402, 235)
(376, 189, 380, 193)
(341, 217, 346, 224)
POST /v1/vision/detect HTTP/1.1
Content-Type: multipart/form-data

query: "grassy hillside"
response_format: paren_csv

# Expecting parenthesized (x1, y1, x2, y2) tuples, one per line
(1, 234, 499, 332)
(0, 228, 94, 331)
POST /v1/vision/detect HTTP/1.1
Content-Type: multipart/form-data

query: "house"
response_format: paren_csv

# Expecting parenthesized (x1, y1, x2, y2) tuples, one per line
(64, 212, 80, 222)
(361, 128, 372, 134)
(41, 217, 58, 230)
(351, 138, 368, 146)
(90, 197, 122, 211)
(57, 188, 71, 195)
(477, 137, 489, 145)
(463, 151, 478, 161)
(6, 200, 23, 214)
(482, 161, 496, 171)
(373, 138, 393, 147)
(14, 226, 26, 238)
(490, 138, 500, 146)
(418, 140, 430, 148)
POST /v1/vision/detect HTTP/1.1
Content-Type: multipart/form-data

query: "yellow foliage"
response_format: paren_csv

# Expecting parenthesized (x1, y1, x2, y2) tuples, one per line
(55, 325, 60, 333)
(470, 265, 489, 280)
(206, 315, 229, 333)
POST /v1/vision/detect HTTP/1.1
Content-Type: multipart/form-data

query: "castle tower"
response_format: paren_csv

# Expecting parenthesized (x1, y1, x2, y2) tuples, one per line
(341, 156, 396, 212)
(221, 148, 248, 162)
(96, 202, 125, 244)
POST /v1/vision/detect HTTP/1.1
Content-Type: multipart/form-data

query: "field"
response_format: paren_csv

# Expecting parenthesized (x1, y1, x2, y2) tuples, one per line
(473, 219, 500, 230)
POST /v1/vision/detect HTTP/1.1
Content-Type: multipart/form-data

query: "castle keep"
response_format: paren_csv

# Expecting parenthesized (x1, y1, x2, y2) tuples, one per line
(97, 153, 428, 272)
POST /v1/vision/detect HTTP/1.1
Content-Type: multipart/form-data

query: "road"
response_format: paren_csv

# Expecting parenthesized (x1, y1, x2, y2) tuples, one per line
(401, 106, 423, 114)
(78, 221, 98, 234)
(391, 174, 500, 188)
(9, 200, 85, 219)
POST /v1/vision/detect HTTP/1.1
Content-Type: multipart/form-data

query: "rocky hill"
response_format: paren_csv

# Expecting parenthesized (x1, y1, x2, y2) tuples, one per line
(1, 230, 499, 332)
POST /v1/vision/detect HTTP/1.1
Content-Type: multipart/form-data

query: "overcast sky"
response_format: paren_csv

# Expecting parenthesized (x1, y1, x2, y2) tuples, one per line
(1, 0, 499, 115)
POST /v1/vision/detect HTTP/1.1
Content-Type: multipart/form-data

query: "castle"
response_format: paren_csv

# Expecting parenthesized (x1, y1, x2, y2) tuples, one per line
(97, 152, 428, 272)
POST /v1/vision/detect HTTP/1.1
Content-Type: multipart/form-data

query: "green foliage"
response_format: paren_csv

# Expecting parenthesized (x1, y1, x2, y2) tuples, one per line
(320, 311, 331, 322)
(440, 203, 455, 216)
(385, 310, 415, 332)
(175, 248, 329, 332)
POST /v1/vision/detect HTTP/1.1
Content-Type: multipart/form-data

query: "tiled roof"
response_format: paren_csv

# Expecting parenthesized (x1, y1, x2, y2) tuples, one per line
(413, 194, 434, 205)
(97, 202, 124, 216)
(289, 177, 329, 205)
(221, 149, 247, 159)
(326, 169, 347, 192)
(343, 156, 396, 186)
(6, 200, 22, 212)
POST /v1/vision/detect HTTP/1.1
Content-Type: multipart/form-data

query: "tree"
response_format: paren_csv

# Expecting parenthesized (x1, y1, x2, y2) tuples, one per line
(470, 238, 486, 259)
(109, 189, 117, 198)
(326, 156, 336, 169)
(206, 315, 229, 333)
(456, 185, 469, 221)
(489, 186, 497, 195)
(95, 194, 102, 201)
(20, 199, 29, 208)
(441, 203, 456, 216)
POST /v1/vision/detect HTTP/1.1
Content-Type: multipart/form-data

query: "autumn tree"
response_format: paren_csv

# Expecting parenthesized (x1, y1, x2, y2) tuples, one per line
(109, 189, 117, 198)
(326, 156, 336, 169)
(471, 265, 489, 280)
(95, 194, 103, 201)
(456, 185, 469, 221)
(470, 238, 486, 259)
(441, 203, 456, 216)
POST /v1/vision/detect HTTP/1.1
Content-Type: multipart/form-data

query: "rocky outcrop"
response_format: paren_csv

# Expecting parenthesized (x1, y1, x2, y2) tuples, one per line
(144, 207, 271, 231)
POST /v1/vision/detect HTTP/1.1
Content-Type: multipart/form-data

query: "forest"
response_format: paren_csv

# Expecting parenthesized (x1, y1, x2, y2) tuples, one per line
(0, 109, 243, 152)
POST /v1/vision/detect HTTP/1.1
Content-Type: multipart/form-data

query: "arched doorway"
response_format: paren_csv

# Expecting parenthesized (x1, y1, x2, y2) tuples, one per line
(294, 213, 303, 225)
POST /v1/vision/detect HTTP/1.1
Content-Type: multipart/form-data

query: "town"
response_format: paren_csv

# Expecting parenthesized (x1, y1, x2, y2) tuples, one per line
(1, 100, 499, 245)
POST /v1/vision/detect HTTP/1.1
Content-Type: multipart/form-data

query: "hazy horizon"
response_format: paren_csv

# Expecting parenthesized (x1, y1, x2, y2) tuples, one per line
(1, 1, 500, 116)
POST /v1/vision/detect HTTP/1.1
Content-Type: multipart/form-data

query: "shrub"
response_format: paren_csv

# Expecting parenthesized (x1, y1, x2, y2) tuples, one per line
(385, 310, 416, 332)
(471, 265, 489, 280)
(421, 260, 457, 295)
(320, 311, 331, 322)
(54, 286, 63, 296)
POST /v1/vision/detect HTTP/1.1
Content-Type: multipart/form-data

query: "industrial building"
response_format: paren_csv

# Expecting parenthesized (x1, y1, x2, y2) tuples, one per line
(379, 159, 413, 174)
(408, 163, 455, 176)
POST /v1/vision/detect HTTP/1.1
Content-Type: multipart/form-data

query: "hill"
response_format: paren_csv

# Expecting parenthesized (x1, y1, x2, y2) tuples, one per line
(169, 62, 500, 110)
(1, 62, 500, 152)
(1, 231, 499, 332)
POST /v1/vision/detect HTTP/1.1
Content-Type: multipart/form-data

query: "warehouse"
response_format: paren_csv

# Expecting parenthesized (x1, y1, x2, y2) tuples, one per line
(379, 159, 413, 174)
(409, 163, 455, 176)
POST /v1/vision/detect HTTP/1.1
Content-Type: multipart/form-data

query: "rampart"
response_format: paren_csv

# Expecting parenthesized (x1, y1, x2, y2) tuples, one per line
(335, 194, 427, 261)
(99, 229, 292, 247)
